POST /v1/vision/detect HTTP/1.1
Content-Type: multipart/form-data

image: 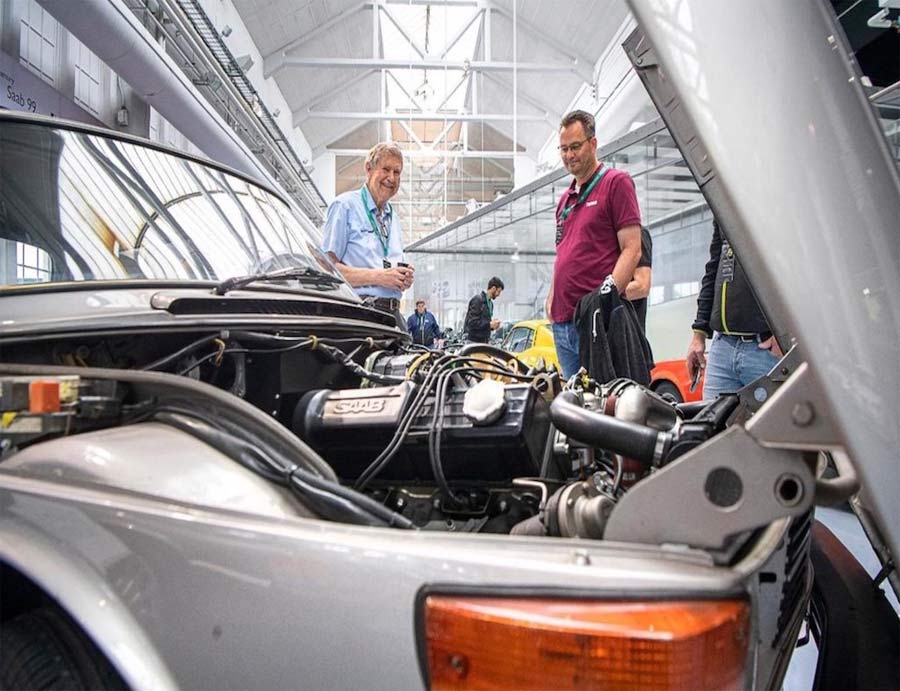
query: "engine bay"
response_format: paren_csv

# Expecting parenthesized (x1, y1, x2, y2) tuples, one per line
(0, 324, 742, 542)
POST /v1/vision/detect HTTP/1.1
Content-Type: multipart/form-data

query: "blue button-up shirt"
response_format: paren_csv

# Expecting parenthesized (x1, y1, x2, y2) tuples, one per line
(321, 186, 406, 299)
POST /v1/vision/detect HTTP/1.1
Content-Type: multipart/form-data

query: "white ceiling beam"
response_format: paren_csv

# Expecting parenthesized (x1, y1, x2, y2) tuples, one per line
(438, 7, 483, 59)
(291, 69, 377, 121)
(434, 72, 470, 112)
(381, 0, 480, 5)
(308, 111, 547, 122)
(273, 57, 584, 74)
(312, 120, 374, 158)
(378, 3, 426, 59)
(327, 148, 516, 158)
(480, 71, 560, 120)
(396, 120, 427, 149)
(263, 2, 371, 78)
(386, 70, 427, 111)
(373, 0, 381, 58)
(429, 121, 457, 149)
(488, 2, 594, 84)
(366, 200, 468, 207)
(483, 5, 491, 61)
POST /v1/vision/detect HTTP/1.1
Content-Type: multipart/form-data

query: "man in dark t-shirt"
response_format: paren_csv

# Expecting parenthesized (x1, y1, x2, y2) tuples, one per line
(626, 226, 652, 331)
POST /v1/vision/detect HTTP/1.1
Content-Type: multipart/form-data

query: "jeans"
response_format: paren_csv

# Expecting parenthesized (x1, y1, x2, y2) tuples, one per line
(551, 321, 581, 378)
(703, 332, 779, 399)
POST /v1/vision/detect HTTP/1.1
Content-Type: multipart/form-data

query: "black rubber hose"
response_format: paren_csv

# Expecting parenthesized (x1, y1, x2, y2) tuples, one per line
(154, 410, 413, 529)
(141, 333, 224, 371)
(316, 343, 406, 385)
(550, 390, 667, 465)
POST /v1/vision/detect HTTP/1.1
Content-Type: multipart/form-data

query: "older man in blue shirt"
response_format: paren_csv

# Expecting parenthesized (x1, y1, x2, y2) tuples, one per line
(321, 142, 414, 327)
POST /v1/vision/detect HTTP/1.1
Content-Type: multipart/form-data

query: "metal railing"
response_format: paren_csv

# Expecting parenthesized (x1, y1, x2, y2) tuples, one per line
(128, 0, 327, 223)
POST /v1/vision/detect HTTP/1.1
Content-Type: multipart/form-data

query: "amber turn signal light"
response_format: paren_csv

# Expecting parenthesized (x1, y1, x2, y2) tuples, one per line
(423, 596, 749, 691)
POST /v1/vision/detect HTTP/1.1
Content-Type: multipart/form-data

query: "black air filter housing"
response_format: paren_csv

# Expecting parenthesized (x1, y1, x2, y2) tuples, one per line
(293, 382, 551, 484)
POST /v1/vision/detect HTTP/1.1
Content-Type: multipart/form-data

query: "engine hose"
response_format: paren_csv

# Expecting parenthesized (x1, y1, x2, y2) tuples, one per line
(316, 343, 406, 385)
(551, 390, 670, 465)
(155, 410, 413, 529)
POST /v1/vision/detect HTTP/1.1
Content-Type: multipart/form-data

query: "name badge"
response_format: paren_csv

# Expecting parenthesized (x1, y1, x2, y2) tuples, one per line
(586, 200, 598, 207)
(555, 221, 565, 246)
(383, 259, 392, 269)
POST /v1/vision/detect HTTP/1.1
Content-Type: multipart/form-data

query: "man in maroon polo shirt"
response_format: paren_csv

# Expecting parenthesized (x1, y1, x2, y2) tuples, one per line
(545, 110, 643, 377)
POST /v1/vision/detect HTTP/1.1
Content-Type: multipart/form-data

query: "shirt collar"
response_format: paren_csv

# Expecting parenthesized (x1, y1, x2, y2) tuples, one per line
(568, 163, 604, 195)
(362, 185, 392, 218)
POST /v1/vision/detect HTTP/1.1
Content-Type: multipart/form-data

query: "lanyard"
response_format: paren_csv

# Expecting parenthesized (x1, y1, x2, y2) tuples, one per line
(361, 186, 390, 257)
(558, 165, 608, 223)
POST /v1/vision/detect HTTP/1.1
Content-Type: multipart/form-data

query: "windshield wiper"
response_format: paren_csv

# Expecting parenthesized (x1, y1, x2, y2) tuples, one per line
(212, 266, 344, 295)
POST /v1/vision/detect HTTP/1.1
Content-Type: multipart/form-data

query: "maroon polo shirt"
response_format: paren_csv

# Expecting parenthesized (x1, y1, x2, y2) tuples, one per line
(550, 165, 642, 323)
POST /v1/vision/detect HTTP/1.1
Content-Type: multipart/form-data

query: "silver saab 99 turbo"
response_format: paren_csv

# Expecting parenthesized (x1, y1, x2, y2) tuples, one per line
(0, 1, 897, 689)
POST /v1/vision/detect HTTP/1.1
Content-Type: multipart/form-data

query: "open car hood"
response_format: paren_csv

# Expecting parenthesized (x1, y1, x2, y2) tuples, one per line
(624, 0, 900, 560)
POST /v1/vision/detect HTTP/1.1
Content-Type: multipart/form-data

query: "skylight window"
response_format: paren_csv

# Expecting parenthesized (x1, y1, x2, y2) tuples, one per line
(380, 4, 480, 114)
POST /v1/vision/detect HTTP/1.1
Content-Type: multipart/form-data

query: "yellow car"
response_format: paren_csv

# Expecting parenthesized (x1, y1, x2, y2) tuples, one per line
(501, 319, 560, 370)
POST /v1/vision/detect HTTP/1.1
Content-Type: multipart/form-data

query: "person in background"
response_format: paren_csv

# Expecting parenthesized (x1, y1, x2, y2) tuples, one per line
(545, 110, 643, 377)
(464, 277, 504, 343)
(687, 219, 782, 399)
(625, 226, 653, 332)
(321, 141, 414, 328)
(407, 299, 442, 348)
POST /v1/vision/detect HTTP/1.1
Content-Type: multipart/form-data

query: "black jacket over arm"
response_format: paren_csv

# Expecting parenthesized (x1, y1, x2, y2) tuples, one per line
(575, 284, 654, 385)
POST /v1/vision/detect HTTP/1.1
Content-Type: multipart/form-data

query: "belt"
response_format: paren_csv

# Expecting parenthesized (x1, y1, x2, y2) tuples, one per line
(720, 332, 769, 343)
(368, 297, 400, 312)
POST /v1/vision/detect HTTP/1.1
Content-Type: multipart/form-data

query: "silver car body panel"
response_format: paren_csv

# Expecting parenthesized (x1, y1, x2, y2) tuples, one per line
(0, 516, 178, 690)
(626, 0, 900, 559)
(0, 473, 745, 690)
(1, 424, 309, 519)
(1, 3, 894, 687)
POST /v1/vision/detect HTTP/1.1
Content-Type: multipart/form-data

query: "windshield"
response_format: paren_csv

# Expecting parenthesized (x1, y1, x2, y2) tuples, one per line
(0, 117, 341, 288)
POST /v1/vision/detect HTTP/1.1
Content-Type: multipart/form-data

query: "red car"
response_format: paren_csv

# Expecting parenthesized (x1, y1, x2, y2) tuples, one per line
(650, 358, 705, 403)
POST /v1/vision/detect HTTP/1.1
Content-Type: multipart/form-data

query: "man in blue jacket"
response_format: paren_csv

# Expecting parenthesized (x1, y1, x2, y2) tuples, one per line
(407, 300, 442, 348)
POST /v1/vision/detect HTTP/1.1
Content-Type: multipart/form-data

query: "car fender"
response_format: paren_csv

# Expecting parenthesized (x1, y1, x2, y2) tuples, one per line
(0, 510, 178, 691)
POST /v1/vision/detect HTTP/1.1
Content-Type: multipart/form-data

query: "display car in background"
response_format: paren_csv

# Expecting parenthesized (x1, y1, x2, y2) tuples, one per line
(650, 358, 705, 403)
(500, 319, 559, 370)
(0, 2, 897, 689)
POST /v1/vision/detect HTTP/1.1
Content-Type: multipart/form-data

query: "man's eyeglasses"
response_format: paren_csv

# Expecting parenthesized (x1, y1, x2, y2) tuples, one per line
(558, 139, 591, 154)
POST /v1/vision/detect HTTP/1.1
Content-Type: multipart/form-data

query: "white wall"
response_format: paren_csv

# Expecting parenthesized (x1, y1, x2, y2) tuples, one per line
(310, 151, 336, 203)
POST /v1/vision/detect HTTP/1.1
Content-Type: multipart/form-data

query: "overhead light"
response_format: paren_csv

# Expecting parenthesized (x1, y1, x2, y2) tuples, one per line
(414, 79, 435, 104)
(221, 25, 233, 37)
